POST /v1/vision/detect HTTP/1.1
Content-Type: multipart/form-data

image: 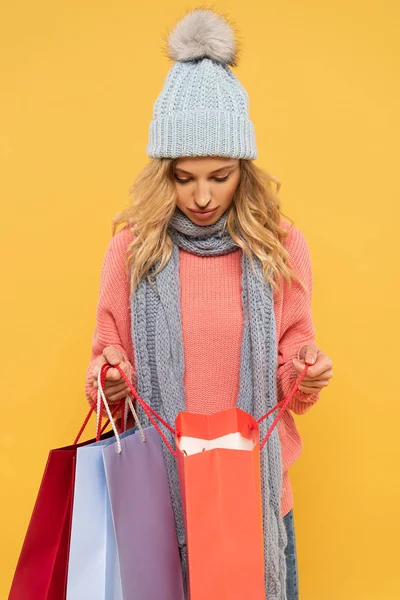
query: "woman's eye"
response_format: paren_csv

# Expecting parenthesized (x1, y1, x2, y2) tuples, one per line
(174, 174, 230, 184)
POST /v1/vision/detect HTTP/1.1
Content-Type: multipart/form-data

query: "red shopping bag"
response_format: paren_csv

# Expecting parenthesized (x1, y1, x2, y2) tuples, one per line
(110, 362, 310, 600)
(8, 401, 122, 600)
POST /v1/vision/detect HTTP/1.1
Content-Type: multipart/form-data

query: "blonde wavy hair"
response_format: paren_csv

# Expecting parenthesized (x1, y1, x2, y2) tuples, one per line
(111, 158, 307, 295)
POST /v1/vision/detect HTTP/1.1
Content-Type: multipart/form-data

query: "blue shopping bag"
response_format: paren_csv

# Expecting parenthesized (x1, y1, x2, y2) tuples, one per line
(66, 427, 137, 600)
(66, 372, 138, 600)
(66, 364, 185, 600)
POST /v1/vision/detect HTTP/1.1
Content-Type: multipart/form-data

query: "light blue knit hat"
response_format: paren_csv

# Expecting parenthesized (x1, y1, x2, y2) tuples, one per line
(146, 8, 258, 160)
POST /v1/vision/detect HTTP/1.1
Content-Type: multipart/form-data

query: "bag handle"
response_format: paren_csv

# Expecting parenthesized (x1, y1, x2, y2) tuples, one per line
(258, 363, 310, 450)
(96, 366, 146, 453)
(103, 362, 310, 455)
(73, 401, 122, 446)
(97, 363, 177, 456)
(73, 366, 146, 449)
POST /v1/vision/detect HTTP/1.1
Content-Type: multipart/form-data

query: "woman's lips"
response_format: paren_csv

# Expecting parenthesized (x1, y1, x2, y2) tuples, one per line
(190, 208, 218, 219)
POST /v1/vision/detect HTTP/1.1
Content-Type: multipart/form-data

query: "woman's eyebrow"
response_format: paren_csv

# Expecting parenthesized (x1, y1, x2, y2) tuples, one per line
(175, 164, 237, 175)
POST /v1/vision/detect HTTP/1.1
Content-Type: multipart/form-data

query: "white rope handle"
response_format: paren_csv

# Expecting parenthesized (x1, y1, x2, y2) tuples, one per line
(123, 396, 129, 432)
(97, 369, 122, 454)
(125, 395, 146, 443)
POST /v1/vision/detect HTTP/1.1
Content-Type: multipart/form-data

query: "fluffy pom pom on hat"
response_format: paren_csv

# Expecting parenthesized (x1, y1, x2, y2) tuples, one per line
(146, 8, 258, 159)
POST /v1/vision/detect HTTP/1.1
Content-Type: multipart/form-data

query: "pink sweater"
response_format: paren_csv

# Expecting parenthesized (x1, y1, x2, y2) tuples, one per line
(85, 219, 320, 517)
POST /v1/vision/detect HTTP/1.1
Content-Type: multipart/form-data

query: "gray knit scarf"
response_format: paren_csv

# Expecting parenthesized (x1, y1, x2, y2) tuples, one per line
(130, 207, 288, 600)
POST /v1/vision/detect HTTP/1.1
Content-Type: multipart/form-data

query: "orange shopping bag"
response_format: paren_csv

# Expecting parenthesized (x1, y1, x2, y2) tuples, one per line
(105, 362, 310, 600)
(176, 407, 265, 599)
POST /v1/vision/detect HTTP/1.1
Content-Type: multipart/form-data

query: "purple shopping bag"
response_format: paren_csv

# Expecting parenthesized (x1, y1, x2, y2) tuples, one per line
(102, 425, 184, 600)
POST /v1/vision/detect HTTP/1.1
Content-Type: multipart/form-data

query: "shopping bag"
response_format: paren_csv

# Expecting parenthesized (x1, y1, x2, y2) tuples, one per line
(65, 363, 184, 600)
(106, 360, 310, 600)
(175, 408, 265, 599)
(66, 429, 137, 600)
(8, 394, 121, 600)
(8, 443, 78, 600)
(94, 367, 184, 600)
(102, 425, 185, 600)
(66, 366, 143, 600)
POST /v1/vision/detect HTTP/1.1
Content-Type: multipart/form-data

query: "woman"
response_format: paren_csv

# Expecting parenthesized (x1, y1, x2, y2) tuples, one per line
(85, 8, 333, 600)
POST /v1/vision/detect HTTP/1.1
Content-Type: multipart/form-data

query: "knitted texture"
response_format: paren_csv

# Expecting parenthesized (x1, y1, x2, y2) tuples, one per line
(84, 217, 320, 597)
(129, 208, 289, 599)
(146, 9, 257, 159)
(146, 59, 258, 159)
(84, 220, 319, 510)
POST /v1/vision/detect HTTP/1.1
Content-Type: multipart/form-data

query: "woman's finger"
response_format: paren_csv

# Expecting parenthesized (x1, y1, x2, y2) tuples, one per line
(92, 356, 106, 379)
(298, 343, 319, 365)
(93, 363, 129, 387)
(96, 378, 129, 401)
(103, 367, 122, 381)
(315, 367, 333, 379)
(93, 378, 129, 391)
(301, 379, 330, 388)
(293, 357, 332, 379)
(104, 381, 130, 394)
(103, 346, 124, 366)
(93, 346, 127, 380)
(299, 381, 330, 393)
(107, 388, 131, 403)
(301, 373, 332, 385)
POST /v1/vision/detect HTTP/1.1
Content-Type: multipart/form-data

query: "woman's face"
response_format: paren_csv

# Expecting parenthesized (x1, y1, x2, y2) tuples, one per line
(172, 156, 241, 225)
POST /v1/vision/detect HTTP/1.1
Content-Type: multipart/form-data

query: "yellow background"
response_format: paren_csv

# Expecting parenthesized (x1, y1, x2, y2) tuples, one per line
(1, 1, 399, 598)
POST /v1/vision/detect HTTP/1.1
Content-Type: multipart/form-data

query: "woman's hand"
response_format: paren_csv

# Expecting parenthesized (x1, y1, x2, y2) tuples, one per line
(91, 346, 131, 404)
(292, 343, 333, 394)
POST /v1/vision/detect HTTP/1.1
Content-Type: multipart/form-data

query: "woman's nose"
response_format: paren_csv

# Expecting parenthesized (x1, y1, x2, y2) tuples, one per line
(194, 182, 212, 207)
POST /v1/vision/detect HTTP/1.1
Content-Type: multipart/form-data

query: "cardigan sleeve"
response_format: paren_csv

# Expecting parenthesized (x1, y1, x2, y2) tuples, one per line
(276, 223, 320, 415)
(84, 225, 136, 411)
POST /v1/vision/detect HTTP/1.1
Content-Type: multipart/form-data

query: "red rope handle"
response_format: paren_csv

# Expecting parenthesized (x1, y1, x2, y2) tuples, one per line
(95, 363, 109, 441)
(137, 397, 177, 456)
(98, 361, 310, 455)
(120, 401, 126, 433)
(257, 397, 287, 425)
(74, 404, 95, 445)
(259, 363, 310, 450)
(74, 398, 124, 446)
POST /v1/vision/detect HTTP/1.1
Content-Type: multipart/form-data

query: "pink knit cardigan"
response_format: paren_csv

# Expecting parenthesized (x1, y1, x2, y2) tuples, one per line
(85, 219, 320, 517)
